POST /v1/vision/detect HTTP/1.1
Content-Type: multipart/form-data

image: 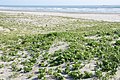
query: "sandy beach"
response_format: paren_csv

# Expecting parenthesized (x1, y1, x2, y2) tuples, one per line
(0, 9, 120, 80)
(0, 10, 120, 22)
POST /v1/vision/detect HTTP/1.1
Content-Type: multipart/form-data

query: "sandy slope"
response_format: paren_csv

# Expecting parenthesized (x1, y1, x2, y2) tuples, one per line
(0, 10, 120, 22)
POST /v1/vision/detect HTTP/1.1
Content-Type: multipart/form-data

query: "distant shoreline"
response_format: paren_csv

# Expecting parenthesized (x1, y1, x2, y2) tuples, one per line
(0, 10, 120, 22)
(0, 9, 120, 14)
(0, 5, 120, 14)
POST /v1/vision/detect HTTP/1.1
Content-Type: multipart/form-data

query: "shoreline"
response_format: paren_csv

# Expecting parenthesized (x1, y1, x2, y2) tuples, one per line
(0, 10, 120, 22)
(1, 9, 120, 14)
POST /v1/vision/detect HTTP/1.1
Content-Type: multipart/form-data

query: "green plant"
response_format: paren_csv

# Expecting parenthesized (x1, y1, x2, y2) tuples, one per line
(38, 73, 45, 79)
(0, 64, 4, 68)
(64, 66, 70, 74)
(39, 68, 46, 73)
(9, 51, 17, 56)
(68, 71, 83, 79)
(95, 70, 102, 78)
(115, 40, 120, 45)
(39, 62, 47, 67)
(48, 68, 53, 75)
(38, 68, 46, 79)
(72, 63, 81, 70)
(53, 72, 65, 80)
(23, 66, 32, 73)
(56, 67, 62, 73)
(0, 55, 14, 62)
(83, 71, 93, 78)
(11, 62, 21, 71)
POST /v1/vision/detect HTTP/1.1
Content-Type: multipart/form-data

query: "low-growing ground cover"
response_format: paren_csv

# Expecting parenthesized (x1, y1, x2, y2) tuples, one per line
(0, 12, 120, 80)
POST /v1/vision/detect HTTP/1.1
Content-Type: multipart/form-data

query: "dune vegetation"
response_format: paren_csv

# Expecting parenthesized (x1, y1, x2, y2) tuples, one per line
(0, 12, 120, 80)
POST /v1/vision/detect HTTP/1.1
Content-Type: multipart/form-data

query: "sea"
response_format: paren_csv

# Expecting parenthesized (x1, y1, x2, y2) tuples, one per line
(0, 5, 120, 13)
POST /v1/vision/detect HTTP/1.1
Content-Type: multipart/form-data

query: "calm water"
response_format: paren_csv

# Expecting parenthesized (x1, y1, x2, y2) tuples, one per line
(0, 5, 120, 13)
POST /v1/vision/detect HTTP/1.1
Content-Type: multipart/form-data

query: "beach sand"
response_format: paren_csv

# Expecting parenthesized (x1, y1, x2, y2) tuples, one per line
(0, 10, 120, 80)
(0, 10, 120, 22)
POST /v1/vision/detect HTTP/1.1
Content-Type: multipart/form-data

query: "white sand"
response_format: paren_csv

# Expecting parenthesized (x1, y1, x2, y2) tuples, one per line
(0, 10, 120, 22)
(49, 42, 69, 53)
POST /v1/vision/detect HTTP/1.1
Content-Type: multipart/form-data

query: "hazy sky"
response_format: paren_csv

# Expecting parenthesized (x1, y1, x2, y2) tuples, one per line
(0, 0, 120, 5)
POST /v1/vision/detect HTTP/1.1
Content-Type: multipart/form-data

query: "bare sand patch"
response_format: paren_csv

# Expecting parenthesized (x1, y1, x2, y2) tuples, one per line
(49, 42, 69, 53)
(84, 35, 101, 40)
(111, 37, 120, 44)
(0, 26, 10, 32)
(112, 68, 120, 80)
(80, 60, 96, 74)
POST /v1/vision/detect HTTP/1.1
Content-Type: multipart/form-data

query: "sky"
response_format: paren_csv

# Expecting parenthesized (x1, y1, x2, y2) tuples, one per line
(0, 0, 120, 5)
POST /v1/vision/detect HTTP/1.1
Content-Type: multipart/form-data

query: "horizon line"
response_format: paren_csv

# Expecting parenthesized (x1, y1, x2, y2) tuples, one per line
(0, 4, 120, 6)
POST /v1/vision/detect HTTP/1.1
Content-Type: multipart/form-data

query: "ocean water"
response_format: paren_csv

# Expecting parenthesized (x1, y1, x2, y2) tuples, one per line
(0, 5, 120, 13)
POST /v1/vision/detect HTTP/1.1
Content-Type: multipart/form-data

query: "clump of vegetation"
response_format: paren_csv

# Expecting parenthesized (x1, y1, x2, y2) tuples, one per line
(0, 64, 4, 68)
(115, 40, 120, 45)
(11, 62, 21, 71)
(72, 62, 81, 70)
(38, 68, 46, 79)
(68, 71, 83, 79)
(23, 66, 32, 73)
(82, 71, 93, 78)
(53, 72, 65, 80)
(95, 70, 102, 78)
(0, 55, 14, 62)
